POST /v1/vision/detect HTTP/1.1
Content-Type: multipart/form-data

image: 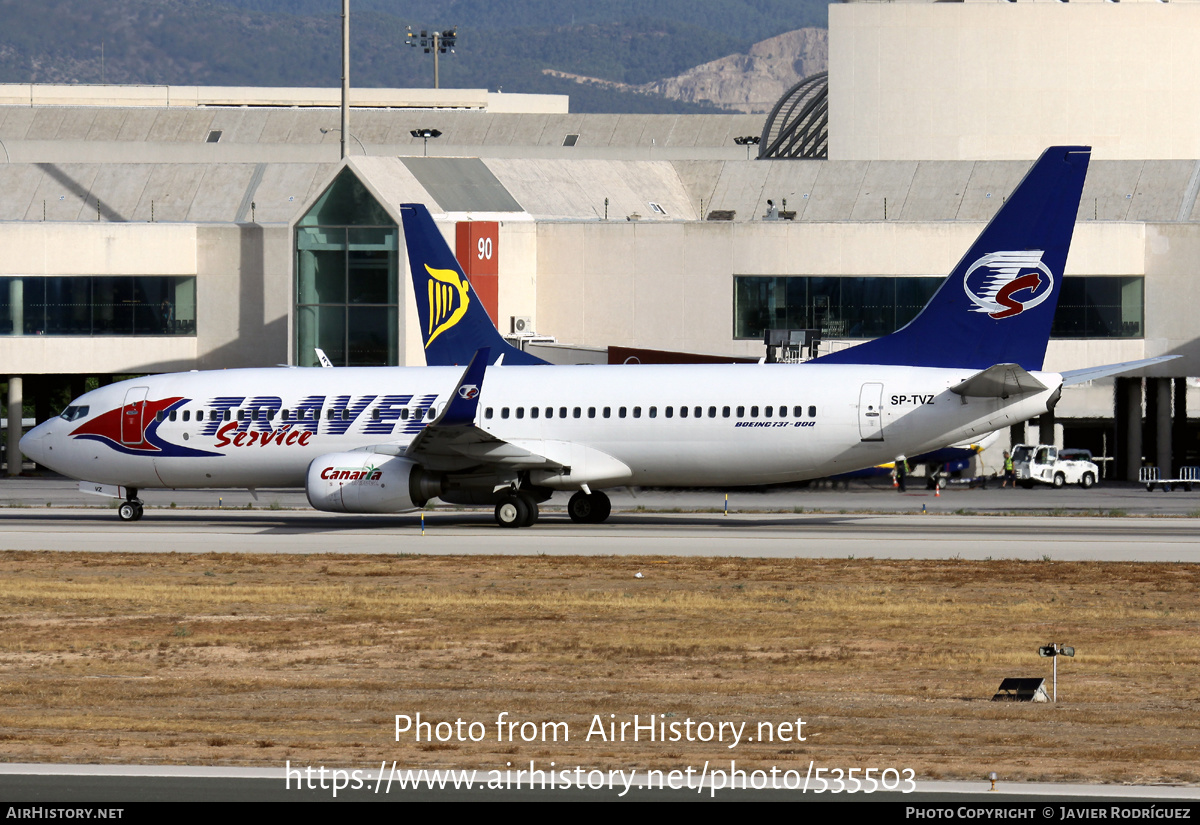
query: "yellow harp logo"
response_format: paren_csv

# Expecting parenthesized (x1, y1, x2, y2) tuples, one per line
(424, 264, 471, 348)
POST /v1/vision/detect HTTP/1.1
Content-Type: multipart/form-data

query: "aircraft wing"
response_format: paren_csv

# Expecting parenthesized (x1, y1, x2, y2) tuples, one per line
(1060, 355, 1180, 386)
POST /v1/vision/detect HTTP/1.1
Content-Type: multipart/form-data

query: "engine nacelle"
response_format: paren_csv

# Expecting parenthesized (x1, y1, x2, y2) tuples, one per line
(306, 453, 442, 514)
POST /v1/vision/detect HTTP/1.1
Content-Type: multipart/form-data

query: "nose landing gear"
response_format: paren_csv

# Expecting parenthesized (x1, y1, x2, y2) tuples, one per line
(117, 489, 144, 522)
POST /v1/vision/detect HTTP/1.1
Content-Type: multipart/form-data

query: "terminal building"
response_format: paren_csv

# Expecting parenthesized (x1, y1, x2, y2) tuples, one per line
(4, 0, 1200, 482)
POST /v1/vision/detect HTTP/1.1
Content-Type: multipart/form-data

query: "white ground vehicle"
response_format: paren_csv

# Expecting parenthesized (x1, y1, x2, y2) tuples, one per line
(1012, 444, 1099, 489)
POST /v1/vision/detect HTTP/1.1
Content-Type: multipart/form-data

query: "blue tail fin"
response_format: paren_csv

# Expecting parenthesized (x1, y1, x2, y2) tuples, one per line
(399, 203, 547, 366)
(814, 146, 1091, 371)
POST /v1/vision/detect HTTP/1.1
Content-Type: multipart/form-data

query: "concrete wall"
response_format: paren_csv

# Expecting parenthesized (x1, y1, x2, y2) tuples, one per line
(195, 224, 291, 370)
(830, 3, 1200, 161)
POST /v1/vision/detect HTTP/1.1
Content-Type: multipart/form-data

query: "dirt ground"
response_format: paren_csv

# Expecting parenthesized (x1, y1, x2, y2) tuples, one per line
(0, 551, 1197, 786)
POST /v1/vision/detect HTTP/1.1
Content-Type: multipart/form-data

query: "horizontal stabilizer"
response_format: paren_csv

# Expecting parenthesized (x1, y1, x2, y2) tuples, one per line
(1060, 355, 1180, 386)
(951, 364, 1048, 398)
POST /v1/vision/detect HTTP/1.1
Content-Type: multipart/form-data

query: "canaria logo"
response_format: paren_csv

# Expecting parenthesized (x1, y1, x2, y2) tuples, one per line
(424, 264, 471, 347)
(963, 251, 1054, 320)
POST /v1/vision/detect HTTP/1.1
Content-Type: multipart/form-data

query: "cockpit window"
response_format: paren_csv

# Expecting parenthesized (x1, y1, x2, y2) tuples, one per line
(60, 405, 90, 422)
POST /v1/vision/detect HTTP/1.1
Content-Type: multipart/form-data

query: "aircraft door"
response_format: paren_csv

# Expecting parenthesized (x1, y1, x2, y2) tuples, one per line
(120, 387, 150, 445)
(858, 383, 884, 442)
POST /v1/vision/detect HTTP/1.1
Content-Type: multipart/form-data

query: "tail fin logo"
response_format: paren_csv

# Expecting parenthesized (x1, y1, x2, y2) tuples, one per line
(963, 251, 1053, 320)
(424, 264, 471, 347)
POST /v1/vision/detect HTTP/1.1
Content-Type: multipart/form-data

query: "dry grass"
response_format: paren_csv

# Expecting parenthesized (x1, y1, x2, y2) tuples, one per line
(0, 551, 1197, 785)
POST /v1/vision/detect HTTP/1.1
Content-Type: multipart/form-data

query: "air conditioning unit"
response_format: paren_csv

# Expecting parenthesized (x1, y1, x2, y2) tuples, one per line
(510, 316, 533, 335)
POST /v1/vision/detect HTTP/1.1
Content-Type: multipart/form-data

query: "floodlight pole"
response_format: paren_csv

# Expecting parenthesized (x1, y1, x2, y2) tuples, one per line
(340, 0, 350, 160)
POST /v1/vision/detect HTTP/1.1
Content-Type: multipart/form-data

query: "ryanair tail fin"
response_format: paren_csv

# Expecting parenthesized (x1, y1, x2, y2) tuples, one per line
(814, 146, 1091, 372)
(399, 203, 547, 366)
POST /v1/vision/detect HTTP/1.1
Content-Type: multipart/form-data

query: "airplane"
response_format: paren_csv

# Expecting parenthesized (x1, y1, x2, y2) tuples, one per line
(19, 145, 1169, 528)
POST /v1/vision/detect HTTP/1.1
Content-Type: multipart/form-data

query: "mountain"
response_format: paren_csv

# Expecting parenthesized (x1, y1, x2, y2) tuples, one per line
(0, 0, 829, 114)
(546, 28, 828, 114)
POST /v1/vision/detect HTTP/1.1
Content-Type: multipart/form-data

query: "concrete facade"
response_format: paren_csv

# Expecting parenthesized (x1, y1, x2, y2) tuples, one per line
(830, 2, 1200, 161)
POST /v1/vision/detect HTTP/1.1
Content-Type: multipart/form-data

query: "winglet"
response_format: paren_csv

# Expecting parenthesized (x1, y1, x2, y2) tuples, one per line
(436, 347, 490, 428)
(399, 203, 547, 367)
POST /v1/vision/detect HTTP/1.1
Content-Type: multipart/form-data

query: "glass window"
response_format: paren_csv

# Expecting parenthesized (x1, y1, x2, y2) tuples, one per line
(633, 407, 641, 418)
(588, 407, 596, 418)
(530, 407, 539, 419)
(649, 406, 657, 418)
(294, 170, 399, 367)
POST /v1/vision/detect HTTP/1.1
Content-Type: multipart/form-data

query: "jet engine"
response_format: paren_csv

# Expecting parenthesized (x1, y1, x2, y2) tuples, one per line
(306, 453, 442, 514)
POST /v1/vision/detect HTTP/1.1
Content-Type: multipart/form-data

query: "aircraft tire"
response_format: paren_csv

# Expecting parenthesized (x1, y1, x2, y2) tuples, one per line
(118, 502, 140, 522)
(590, 491, 611, 523)
(518, 492, 539, 527)
(568, 491, 611, 524)
(495, 494, 529, 528)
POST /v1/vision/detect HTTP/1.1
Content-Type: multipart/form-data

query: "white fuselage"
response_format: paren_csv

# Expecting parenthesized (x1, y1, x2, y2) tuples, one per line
(22, 362, 1061, 494)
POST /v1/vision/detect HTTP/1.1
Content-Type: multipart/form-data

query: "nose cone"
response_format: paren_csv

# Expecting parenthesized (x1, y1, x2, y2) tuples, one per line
(19, 419, 54, 467)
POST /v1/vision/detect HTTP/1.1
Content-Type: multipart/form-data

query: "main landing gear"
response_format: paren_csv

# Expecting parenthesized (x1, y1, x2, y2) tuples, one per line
(492, 489, 613, 527)
(567, 490, 611, 524)
(495, 490, 540, 528)
(117, 489, 144, 522)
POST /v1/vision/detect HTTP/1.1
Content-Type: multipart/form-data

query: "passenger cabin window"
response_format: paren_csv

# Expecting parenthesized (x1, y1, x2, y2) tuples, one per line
(169, 410, 177, 422)
(516, 407, 525, 419)
(485, 408, 493, 419)
(546, 407, 553, 418)
(183, 410, 190, 422)
(588, 407, 596, 418)
(531, 407, 539, 419)
(619, 407, 627, 419)
(808, 406, 817, 417)
(750, 406, 759, 418)
(633, 407, 642, 418)
(722, 406, 730, 418)
(501, 408, 510, 419)
(649, 406, 658, 418)
(559, 407, 567, 418)
(708, 406, 716, 418)
(573, 407, 582, 419)
(603, 407, 611, 418)
(224, 410, 232, 421)
(737, 406, 745, 418)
